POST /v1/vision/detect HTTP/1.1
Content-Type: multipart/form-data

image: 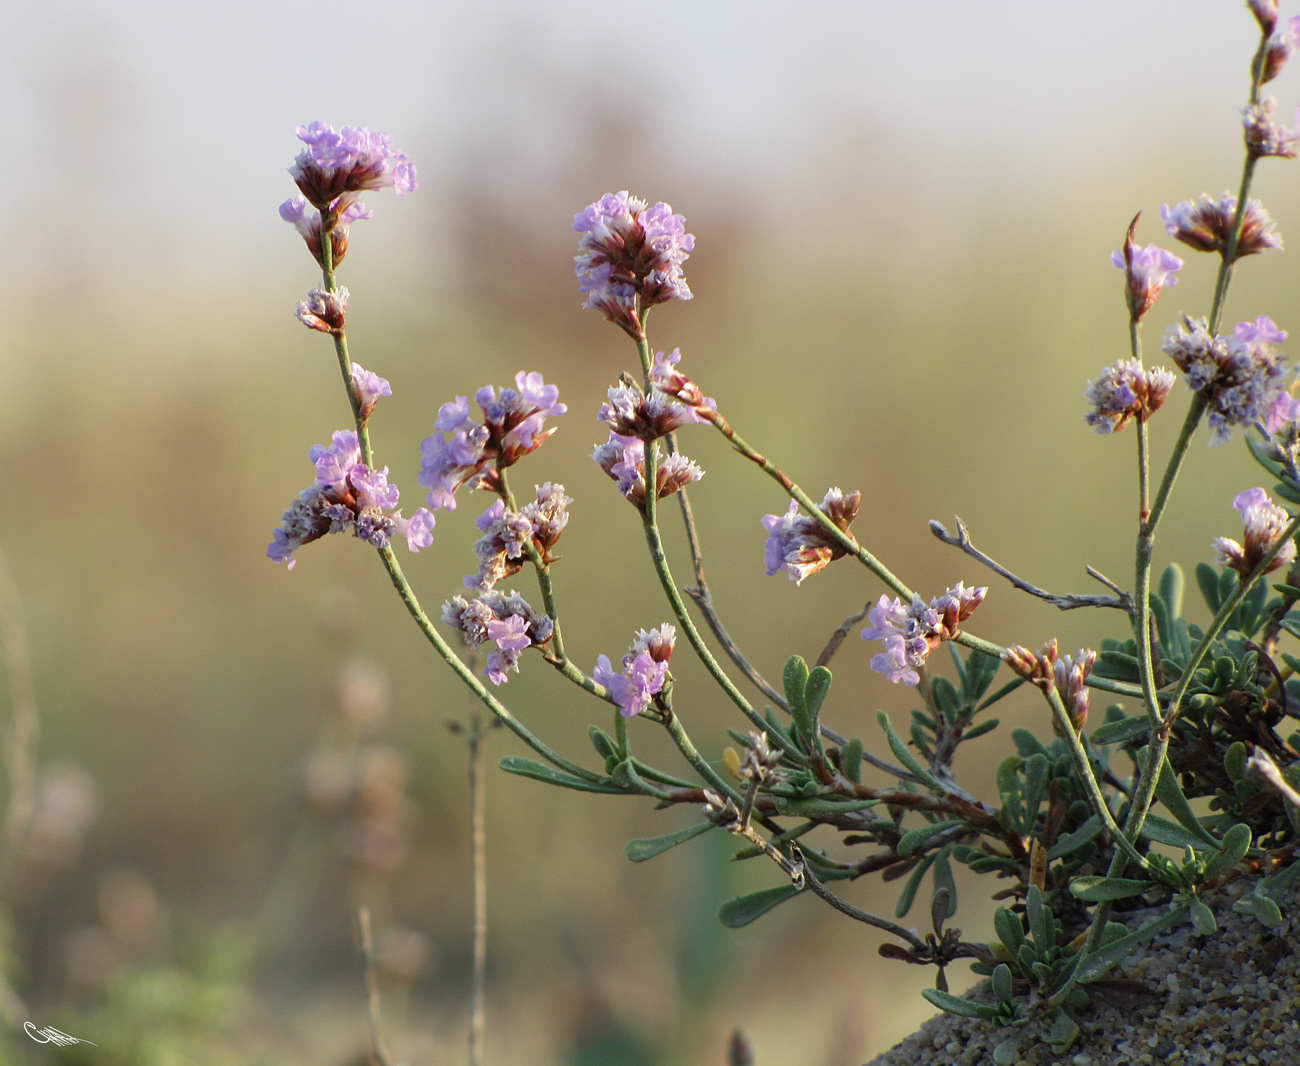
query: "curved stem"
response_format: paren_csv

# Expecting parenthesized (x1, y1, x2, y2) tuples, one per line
(377, 544, 601, 781)
(1042, 686, 1148, 873)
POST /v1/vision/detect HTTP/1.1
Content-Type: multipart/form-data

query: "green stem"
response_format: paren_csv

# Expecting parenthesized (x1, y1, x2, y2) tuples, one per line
(1132, 323, 1164, 730)
(662, 710, 740, 802)
(376, 544, 601, 782)
(1165, 510, 1300, 725)
(632, 338, 801, 751)
(1042, 687, 1149, 874)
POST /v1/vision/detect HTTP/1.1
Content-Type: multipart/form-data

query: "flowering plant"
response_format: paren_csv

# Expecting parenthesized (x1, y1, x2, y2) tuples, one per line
(268, 18, 1300, 1058)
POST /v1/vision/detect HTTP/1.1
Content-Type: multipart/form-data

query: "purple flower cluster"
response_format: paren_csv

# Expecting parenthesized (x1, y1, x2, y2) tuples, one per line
(593, 625, 676, 717)
(289, 122, 417, 208)
(591, 434, 703, 513)
(297, 287, 349, 333)
(351, 364, 392, 421)
(1161, 315, 1297, 443)
(268, 431, 435, 570)
(1083, 359, 1175, 434)
(280, 198, 372, 268)
(441, 591, 554, 685)
(280, 123, 415, 267)
(861, 583, 987, 686)
(761, 489, 861, 585)
(1243, 98, 1300, 159)
(573, 192, 695, 339)
(598, 379, 708, 441)
(1111, 224, 1183, 322)
(1213, 486, 1297, 577)
(1162, 192, 1282, 260)
(419, 373, 567, 511)
(464, 484, 572, 593)
(650, 349, 715, 415)
(1003, 640, 1095, 735)
(1259, 14, 1300, 82)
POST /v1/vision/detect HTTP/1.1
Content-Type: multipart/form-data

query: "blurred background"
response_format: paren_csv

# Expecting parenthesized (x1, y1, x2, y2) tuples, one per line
(3, 1, 1300, 1062)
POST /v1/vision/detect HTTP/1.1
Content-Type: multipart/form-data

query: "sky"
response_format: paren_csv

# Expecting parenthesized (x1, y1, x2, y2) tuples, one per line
(0, 0, 1271, 294)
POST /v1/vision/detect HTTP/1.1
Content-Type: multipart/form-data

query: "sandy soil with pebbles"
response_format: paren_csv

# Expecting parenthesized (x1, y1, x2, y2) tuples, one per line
(865, 875, 1299, 1066)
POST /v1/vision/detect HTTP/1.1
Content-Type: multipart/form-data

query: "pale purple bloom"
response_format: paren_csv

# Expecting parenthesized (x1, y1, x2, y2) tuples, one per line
(573, 192, 695, 339)
(289, 122, 417, 209)
(1161, 192, 1282, 259)
(1083, 359, 1175, 433)
(351, 363, 391, 419)
(650, 349, 716, 414)
(1162, 315, 1294, 443)
(1260, 16, 1300, 82)
(862, 583, 987, 686)
(598, 382, 705, 440)
(419, 373, 567, 511)
(1111, 228, 1183, 322)
(269, 430, 434, 568)
(464, 498, 536, 593)
(279, 196, 372, 268)
(442, 589, 553, 685)
(297, 287, 349, 333)
(761, 489, 861, 584)
(1213, 487, 1296, 577)
(1251, 0, 1280, 34)
(1244, 98, 1300, 159)
(591, 432, 702, 512)
(1267, 391, 1300, 433)
(593, 625, 675, 717)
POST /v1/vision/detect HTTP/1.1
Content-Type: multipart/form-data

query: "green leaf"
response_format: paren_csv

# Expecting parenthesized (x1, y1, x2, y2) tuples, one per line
(1196, 561, 1222, 612)
(1224, 741, 1249, 783)
(841, 737, 863, 783)
(1077, 902, 1189, 983)
(920, 988, 1000, 1021)
(1202, 822, 1251, 881)
(1273, 583, 1300, 598)
(962, 718, 1000, 740)
(897, 819, 964, 857)
(895, 854, 936, 918)
(932, 845, 957, 918)
(1069, 876, 1154, 902)
(1047, 815, 1102, 860)
(994, 907, 1026, 957)
(1189, 894, 1217, 935)
(1149, 591, 1172, 654)
(499, 756, 627, 794)
(1022, 753, 1049, 833)
(1011, 729, 1048, 758)
(1045, 1009, 1080, 1051)
(992, 963, 1013, 1004)
(802, 666, 832, 753)
(589, 726, 619, 760)
(992, 1037, 1021, 1066)
(625, 822, 714, 862)
(931, 676, 960, 725)
(1239, 893, 1285, 929)
(877, 710, 947, 794)
(1144, 747, 1218, 846)
(804, 665, 832, 717)
(1159, 563, 1185, 623)
(774, 796, 878, 819)
(1090, 716, 1151, 746)
(1259, 854, 1300, 899)
(718, 883, 804, 928)
(784, 655, 811, 742)
(1026, 885, 1050, 951)
(996, 755, 1024, 835)
(1140, 814, 1213, 852)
